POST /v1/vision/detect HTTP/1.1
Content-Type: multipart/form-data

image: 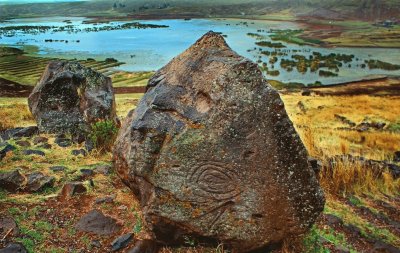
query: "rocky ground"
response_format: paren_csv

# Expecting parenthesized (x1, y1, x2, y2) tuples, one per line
(0, 70, 400, 252)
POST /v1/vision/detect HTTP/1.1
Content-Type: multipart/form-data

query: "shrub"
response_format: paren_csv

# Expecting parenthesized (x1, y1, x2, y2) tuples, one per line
(89, 120, 118, 153)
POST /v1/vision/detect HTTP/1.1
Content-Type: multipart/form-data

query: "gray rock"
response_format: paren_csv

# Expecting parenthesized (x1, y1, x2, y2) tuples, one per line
(80, 168, 94, 177)
(28, 61, 118, 137)
(0, 216, 19, 238)
(33, 136, 48, 145)
(75, 209, 121, 235)
(25, 172, 55, 192)
(94, 195, 115, 204)
(0, 144, 16, 161)
(113, 31, 325, 252)
(55, 138, 72, 148)
(0, 170, 25, 192)
(90, 240, 101, 248)
(49, 166, 68, 172)
(22, 150, 45, 156)
(0, 243, 27, 253)
(94, 164, 113, 175)
(37, 143, 52, 149)
(111, 233, 134, 251)
(0, 126, 38, 141)
(60, 182, 87, 198)
(15, 140, 31, 147)
(71, 149, 87, 157)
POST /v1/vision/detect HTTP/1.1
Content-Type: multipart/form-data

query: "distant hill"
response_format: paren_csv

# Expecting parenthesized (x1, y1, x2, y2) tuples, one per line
(0, 0, 399, 20)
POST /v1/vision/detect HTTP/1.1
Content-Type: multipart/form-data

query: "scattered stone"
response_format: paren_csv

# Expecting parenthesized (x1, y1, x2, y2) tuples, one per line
(33, 136, 48, 145)
(94, 195, 115, 204)
(55, 137, 72, 148)
(0, 144, 16, 161)
(21, 149, 45, 156)
(356, 120, 386, 132)
(49, 166, 68, 172)
(127, 240, 160, 253)
(84, 139, 95, 152)
(94, 164, 113, 175)
(373, 241, 400, 253)
(15, 140, 31, 147)
(90, 240, 101, 248)
(301, 89, 311, 96)
(28, 61, 118, 137)
(0, 170, 25, 192)
(25, 172, 55, 192)
(308, 157, 322, 175)
(113, 31, 325, 251)
(75, 209, 121, 235)
(37, 143, 52, 149)
(334, 114, 356, 127)
(394, 151, 400, 162)
(60, 182, 87, 198)
(111, 233, 134, 251)
(0, 216, 20, 238)
(324, 214, 343, 227)
(0, 243, 27, 253)
(80, 168, 94, 177)
(0, 126, 38, 141)
(71, 149, 87, 157)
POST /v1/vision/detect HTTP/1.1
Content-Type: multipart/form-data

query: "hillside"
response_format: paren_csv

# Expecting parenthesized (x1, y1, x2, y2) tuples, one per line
(0, 0, 399, 21)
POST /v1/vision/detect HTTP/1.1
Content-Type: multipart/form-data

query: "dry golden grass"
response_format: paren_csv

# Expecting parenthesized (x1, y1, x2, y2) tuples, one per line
(0, 97, 34, 130)
(281, 92, 400, 195)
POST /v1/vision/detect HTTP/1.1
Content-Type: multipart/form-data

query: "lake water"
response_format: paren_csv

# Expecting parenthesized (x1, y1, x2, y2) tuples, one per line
(1, 17, 400, 85)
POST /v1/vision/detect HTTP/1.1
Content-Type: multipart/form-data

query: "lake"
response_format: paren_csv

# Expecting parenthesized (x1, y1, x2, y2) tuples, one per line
(1, 17, 400, 85)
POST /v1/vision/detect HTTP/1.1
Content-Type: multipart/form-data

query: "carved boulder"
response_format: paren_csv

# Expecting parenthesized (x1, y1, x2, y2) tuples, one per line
(113, 31, 325, 252)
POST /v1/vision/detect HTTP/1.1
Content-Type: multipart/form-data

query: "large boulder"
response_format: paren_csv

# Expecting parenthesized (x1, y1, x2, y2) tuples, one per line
(28, 61, 118, 137)
(113, 32, 325, 252)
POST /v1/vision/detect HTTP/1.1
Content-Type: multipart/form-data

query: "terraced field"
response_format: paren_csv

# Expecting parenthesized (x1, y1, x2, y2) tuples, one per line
(0, 54, 152, 89)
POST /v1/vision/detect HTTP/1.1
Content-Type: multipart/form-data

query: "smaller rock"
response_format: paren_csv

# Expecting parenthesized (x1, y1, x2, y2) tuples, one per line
(80, 168, 94, 177)
(394, 151, 400, 163)
(334, 114, 356, 127)
(127, 240, 160, 253)
(373, 241, 400, 253)
(60, 182, 87, 198)
(37, 143, 52, 149)
(0, 170, 25, 192)
(84, 139, 95, 153)
(0, 144, 16, 160)
(33, 136, 48, 145)
(15, 140, 31, 147)
(25, 172, 55, 192)
(0, 126, 38, 141)
(75, 209, 121, 235)
(0, 216, 20, 238)
(22, 150, 45, 156)
(111, 233, 134, 251)
(301, 89, 311, 96)
(90, 240, 101, 248)
(71, 149, 87, 157)
(0, 243, 27, 253)
(94, 164, 113, 175)
(308, 157, 322, 175)
(49, 166, 68, 172)
(95, 195, 115, 204)
(55, 137, 72, 148)
(297, 101, 306, 114)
